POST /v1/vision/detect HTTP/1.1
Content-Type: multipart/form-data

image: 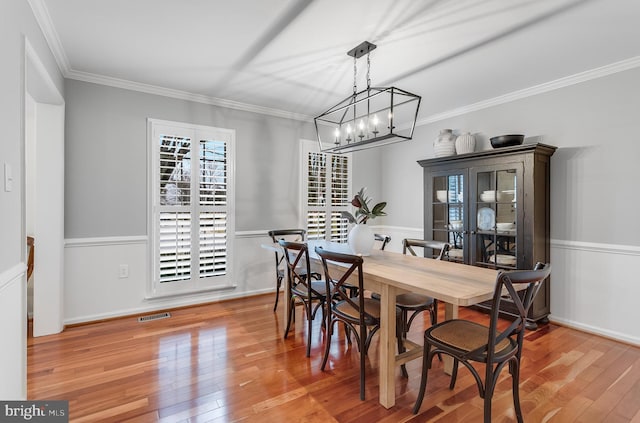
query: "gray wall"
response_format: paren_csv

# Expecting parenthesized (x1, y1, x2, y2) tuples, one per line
(0, 0, 64, 270)
(376, 66, 640, 246)
(367, 66, 640, 343)
(64, 80, 316, 238)
(1, 0, 66, 400)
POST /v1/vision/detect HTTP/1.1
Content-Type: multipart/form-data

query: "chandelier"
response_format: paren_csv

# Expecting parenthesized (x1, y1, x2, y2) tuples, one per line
(314, 41, 421, 153)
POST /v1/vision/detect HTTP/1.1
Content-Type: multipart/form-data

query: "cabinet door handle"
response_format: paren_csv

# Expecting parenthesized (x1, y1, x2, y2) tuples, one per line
(470, 230, 476, 235)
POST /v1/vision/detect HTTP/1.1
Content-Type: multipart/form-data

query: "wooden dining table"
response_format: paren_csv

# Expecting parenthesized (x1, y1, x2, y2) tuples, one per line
(295, 240, 499, 409)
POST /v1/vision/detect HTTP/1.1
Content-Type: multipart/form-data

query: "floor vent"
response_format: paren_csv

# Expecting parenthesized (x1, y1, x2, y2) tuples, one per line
(138, 312, 171, 322)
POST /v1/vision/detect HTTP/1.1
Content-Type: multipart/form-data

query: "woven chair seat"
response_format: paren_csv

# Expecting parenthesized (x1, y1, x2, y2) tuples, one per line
(395, 293, 434, 309)
(292, 280, 330, 298)
(429, 320, 513, 358)
(370, 292, 434, 308)
(334, 297, 401, 324)
(278, 267, 315, 279)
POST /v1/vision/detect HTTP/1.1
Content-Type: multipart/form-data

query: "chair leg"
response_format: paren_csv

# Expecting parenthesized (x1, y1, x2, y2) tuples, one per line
(449, 358, 459, 390)
(511, 359, 524, 423)
(398, 316, 408, 378)
(432, 299, 438, 325)
(359, 323, 366, 400)
(413, 343, 432, 414)
(306, 301, 312, 358)
(483, 367, 497, 423)
(284, 297, 295, 339)
(321, 319, 334, 371)
(273, 275, 283, 312)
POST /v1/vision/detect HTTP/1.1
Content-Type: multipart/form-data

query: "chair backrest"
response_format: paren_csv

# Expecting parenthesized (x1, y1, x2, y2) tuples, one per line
(279, 240, 323, 298)
(374, 234, 391, 251)
(27, 236, 34, 280)
(314, 247, 370, 322)
(267, 229, 307, 271)
(484, 262, 552, 361)
(268, 229, 306, 243)
(403, 238, 450, 260)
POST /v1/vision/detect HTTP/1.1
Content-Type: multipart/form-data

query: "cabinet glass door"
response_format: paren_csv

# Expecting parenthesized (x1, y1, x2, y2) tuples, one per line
(432, 172, 465, 262)
(472, 166, 520, 269)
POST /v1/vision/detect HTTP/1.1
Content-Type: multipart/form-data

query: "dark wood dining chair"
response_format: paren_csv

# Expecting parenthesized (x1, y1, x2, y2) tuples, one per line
(315, 246, 402, 401)
(374, 233, 391, 250)
(267, 229, 319, 312)
(400, 238, 450, 326)
(279, 240, 330, 357)
(413, 263, 552, 422)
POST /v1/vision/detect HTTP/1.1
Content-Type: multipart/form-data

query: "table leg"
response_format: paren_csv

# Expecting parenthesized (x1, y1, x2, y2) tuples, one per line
(282, 269, 290, 335)
(379, 284, 397, 408)
(442, 302, 459, 375)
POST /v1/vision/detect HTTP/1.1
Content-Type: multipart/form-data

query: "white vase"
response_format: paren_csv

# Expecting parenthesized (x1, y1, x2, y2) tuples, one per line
(348, 224, 375, 256)
(433, 129, 457, 157)
(455, 132, 476, 154)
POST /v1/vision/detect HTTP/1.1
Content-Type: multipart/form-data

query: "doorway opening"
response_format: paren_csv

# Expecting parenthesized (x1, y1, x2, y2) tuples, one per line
(24, 39, 65, 337)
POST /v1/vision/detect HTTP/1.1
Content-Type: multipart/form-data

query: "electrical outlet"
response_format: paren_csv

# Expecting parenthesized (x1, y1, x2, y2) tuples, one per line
(118, 264, 129, 278)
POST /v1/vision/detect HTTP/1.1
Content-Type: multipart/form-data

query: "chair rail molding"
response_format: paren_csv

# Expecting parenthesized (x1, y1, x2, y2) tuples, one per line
(550, 239, 640, 256)
(0, 263, 26, 292)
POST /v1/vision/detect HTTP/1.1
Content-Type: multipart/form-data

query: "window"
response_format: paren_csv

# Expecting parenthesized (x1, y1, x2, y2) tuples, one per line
(301, 140, 351, 242)
(148, 119, 235, 297)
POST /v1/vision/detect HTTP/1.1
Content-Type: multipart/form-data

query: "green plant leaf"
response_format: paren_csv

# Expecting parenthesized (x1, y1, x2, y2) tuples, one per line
(341, 211, 357, 224)
(371, 202, 387, 216)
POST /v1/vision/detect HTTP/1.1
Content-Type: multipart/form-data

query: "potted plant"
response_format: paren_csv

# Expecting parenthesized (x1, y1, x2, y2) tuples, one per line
(342, 187, 386, 255)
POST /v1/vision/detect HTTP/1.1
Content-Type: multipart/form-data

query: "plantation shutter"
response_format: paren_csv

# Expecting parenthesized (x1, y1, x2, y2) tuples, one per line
(302, 141, 350, 242)
(150, 120, 235, 297)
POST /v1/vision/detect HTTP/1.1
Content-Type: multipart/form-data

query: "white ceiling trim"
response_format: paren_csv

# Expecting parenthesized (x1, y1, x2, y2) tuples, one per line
(66, 69, 314, 122)
(417, 55, 640, 126)
(27, 0, 70, 74)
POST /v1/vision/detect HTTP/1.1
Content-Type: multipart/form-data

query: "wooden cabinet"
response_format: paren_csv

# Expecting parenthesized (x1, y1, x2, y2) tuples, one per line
(418, 143, 556, 328)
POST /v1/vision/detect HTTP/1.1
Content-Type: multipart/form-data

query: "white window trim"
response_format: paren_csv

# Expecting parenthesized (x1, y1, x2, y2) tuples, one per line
(147, 118, 236, 298)
(299, 139, 352, 241)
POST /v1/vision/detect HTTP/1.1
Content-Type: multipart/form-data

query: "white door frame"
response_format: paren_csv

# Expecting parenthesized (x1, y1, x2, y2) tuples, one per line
(24, 38, 65, 337)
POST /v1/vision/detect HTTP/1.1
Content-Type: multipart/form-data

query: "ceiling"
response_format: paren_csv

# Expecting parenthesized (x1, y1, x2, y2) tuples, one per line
(33, 0, 640, 122)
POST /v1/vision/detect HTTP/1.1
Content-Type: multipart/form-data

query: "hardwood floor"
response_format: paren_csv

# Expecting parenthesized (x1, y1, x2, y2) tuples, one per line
(28, 294, 640, 422)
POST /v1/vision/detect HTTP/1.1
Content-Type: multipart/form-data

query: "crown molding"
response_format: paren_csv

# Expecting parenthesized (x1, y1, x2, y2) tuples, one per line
(416, 56, 640, 126)
(27, 0, 71, 74)
(65, 69, 314, 122)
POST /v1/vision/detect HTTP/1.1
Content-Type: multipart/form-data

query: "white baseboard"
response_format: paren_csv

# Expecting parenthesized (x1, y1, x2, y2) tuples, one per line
(63, 287, 273, 325)
(549, 315, 639, 347)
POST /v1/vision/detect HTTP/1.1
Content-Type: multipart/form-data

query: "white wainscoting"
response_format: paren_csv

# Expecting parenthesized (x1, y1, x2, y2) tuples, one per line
(63, 229, 640, 346)
(63, 231, 275, 324)
(0, 263, 27, 399)
(550, 239, 640, 346)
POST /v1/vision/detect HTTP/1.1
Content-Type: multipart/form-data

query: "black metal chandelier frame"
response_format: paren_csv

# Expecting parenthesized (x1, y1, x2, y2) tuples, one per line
(314, 41, 421, 153)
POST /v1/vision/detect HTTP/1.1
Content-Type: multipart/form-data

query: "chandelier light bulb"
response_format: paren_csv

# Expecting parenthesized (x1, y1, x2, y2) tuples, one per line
(372, 114, 379, 135)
